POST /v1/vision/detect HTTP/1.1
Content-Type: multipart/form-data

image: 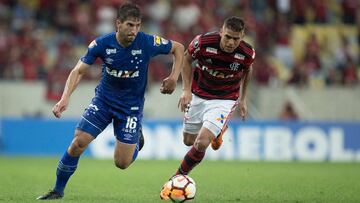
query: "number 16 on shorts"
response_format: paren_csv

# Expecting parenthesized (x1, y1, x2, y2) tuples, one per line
(124, 116, 138, 133)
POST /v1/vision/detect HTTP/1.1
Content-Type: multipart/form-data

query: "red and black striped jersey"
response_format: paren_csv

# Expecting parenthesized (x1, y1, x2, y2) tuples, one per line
(187, 32, 255, 100)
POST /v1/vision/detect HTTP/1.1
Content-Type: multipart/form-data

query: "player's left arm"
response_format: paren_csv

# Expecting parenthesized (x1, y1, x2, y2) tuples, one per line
(160, 41, 185, 94)
(239, 45, 255, 120)
(239, 66, 252, 120)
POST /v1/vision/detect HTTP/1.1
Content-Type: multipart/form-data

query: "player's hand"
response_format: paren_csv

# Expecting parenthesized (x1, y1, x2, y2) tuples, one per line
(52, 98, 69, 118)
(239, 100, 247, 121)
(178, 90, 192, 112)
(160, 77, 177, 94)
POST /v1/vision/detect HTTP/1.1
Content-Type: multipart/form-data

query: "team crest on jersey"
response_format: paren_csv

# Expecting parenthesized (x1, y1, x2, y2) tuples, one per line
(234, 53, 245, 60)
(216, 114, 227, 124)
(106, 48, 116, 55)
(230, 62, 240, 71)
(88, 40, 97, 48)
(206, 47, 218, 54)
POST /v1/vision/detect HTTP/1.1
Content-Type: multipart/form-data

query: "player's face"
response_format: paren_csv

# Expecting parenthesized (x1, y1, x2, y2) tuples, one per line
(219, 27, 244, 53)
(116, 18, 141, 44)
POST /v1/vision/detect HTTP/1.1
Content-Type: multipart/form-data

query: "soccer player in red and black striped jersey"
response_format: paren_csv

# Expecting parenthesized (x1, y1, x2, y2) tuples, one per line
(161, 17, 255, 195)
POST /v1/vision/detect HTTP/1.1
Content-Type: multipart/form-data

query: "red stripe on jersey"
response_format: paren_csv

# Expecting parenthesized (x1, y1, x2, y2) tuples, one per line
(239, 41, 254, 57)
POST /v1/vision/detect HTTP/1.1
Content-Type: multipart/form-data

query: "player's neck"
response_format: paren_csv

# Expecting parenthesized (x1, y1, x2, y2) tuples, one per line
(115, 32, 131, 48)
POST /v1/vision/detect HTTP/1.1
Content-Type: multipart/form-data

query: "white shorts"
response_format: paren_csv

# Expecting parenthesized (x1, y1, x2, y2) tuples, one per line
(183, 94, 237, 137)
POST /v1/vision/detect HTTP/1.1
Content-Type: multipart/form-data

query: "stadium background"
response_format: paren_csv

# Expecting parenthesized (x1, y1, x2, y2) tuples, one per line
(0, 0, 359, 160)
(0, 1, 360, 202)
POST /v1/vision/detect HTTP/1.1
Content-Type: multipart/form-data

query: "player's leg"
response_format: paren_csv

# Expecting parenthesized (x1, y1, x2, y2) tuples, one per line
(175, 123, 217, 175)
(211, 101, 238, 150)
(37, 130, 95, 200)
(112, 111, 143, 169)
(53, 131, 95, 194)
(183, 132, 197, 146)
(182, 94, 203, 146)
(175, 99, 234, 175)
(37, 98, 112, 200)
(113, 141, 138, 169)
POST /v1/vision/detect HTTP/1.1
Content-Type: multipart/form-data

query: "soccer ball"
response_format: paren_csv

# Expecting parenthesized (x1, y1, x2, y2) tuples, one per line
(160, 174, 196, 202)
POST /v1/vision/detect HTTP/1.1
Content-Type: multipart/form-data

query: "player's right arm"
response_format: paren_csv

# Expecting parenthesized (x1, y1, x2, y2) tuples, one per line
(52, 61, 90, 118)
(178, 35, 200, 112)
(53, 38, 100, 118)
(178, 51, 193, 112)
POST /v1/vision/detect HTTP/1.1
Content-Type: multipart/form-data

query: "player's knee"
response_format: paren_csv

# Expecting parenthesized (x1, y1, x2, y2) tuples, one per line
(71, 137, 87, 150)
(183, 133, 196, 146)
(183, 136, 194, 146)
(194, 137, 211, 151)
(114, 160, 131, 170)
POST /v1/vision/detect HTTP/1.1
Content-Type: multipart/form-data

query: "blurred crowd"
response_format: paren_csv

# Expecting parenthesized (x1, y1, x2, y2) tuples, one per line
(0, 0, 359, 101)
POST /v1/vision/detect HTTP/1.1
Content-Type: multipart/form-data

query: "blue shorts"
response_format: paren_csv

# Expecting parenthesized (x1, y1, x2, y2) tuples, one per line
(76, 97, 143, 144)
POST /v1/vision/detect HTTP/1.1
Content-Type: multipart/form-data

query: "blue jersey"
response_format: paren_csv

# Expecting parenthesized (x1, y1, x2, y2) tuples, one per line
(81, 32, 172, 113)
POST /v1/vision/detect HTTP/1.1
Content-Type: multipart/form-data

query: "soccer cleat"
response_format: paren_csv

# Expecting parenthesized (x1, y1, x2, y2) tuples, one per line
(36, 190, 63, 200)
(139, 128, 144, 151)
(211, 125, 228, 150)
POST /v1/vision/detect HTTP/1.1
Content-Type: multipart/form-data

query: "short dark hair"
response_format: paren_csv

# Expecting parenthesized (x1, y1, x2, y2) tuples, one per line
(117, 2, 141, 22)
(223, 16, 245, 32)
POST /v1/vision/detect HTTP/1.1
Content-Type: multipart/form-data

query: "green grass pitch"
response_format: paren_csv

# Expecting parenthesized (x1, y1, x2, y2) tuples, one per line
(0, 157, 359, 203)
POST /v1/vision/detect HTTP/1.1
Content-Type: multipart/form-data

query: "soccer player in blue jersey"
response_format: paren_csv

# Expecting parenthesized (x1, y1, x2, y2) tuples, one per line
(37, 2, 184, 200)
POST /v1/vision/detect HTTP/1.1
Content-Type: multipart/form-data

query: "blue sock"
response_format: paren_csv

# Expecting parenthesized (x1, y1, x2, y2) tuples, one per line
(53, 151, 79, 195)
(132, 144, 139, 161)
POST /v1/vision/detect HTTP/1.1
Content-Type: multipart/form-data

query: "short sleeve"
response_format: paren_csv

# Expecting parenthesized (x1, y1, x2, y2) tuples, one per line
(245, 48, 256, 68)
(144, 33, 172, 57)
(80, 39, 101, 65)
(187, 35, 201, 59)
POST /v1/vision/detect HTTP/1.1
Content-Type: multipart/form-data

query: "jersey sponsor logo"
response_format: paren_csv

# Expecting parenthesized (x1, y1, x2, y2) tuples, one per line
(200, 65, 234, 79)
(192, 47, 200, 58)
(205, 58, 212, 64)
(234, 53, 245, 60)
(230, 62, 240, 71)
(131, 49, 142, 56)
(106, 48, 116, 55)
(154, 35, 161, 46)
(106, 67, 139, 78)
(206, 47, 218, 54)
(88, 40, 97, 48)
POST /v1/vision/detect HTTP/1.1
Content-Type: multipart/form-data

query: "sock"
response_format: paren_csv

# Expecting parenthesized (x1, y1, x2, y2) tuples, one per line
(53, 151, 79, 195)
(176, 146, 205, 175)
(132, 143, 139, 161)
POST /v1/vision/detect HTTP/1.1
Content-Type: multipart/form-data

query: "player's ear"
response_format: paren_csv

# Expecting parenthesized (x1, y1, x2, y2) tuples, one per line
(115, 19, 121, 28)
(239, 30, 245, 39)
(219, 27, 223, 37)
